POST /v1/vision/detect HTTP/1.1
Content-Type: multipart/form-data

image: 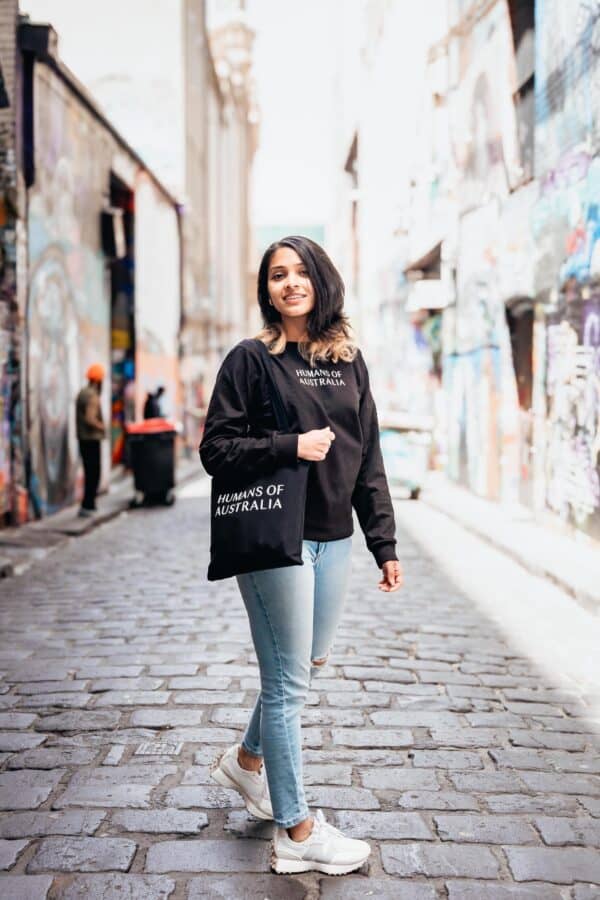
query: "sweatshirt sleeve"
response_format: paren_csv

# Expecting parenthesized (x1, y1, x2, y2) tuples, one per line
(351, 351, 398, 567)
(199, 342, 299, 478)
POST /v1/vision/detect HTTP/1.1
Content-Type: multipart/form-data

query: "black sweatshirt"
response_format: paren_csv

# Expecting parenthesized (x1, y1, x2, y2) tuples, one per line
(199, 339, 397, 567)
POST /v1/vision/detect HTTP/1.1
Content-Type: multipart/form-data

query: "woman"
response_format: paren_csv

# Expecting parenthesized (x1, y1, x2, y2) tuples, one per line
(200, 235, 403, 875)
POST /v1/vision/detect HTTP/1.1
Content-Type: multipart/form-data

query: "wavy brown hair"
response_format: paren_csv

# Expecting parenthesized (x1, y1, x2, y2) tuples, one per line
(255, 235, 357, 366)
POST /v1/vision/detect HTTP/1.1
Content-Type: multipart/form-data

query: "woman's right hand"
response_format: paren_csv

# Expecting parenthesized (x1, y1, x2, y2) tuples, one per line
(297, 427, 336, 461)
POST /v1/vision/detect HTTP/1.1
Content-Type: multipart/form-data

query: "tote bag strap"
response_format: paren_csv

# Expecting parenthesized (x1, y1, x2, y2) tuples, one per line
(255, 339, 291, 432)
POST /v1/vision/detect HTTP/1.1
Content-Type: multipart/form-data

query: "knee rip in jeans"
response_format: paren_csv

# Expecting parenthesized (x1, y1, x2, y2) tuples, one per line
(311, 656, 327, 667)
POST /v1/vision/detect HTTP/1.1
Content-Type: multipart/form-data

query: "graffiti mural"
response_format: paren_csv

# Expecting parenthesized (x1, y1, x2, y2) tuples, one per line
(544, 292, 600, 537)
(534, 0, 600, 539)
(28, 67, 110, 516)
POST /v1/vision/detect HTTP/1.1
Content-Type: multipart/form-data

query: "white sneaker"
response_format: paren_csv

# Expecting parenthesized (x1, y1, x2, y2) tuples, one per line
(271, 808, 371, 875)
(211, 743, 273, 821)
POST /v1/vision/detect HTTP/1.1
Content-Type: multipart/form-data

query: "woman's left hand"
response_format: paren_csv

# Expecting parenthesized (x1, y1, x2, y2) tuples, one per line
(378, 560, 403, 592)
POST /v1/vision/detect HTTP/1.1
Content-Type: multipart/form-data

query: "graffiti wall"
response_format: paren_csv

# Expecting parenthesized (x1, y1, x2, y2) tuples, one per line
(27, 65, 111, 516)
(534, 0, 600, 538)
(443, 202, 521, 502)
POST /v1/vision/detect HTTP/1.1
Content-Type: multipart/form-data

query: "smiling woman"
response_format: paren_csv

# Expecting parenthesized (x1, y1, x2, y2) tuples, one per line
(199, 233, 403, 876)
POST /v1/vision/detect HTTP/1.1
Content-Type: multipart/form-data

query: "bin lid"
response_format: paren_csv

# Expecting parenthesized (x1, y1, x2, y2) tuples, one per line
(126, 418, 177, 434)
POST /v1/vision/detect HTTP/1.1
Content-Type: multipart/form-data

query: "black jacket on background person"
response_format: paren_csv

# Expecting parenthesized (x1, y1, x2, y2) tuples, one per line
(199, 339, 397, 568)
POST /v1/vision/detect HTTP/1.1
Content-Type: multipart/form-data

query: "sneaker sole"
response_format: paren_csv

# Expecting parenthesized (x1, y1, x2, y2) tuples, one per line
(271, 851, 371, 875)
(211, 762, 273, 821)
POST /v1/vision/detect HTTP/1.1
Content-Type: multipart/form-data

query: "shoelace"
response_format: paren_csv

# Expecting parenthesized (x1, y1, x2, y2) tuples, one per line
(313, 809, 344, 840)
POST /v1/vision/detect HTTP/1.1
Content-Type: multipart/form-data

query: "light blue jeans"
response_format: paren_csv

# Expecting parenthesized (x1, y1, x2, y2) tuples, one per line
(236, 537, 353, 828)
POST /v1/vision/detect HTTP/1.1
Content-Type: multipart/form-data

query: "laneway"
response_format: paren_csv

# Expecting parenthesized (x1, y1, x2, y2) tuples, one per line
(0, 482, 599, 899)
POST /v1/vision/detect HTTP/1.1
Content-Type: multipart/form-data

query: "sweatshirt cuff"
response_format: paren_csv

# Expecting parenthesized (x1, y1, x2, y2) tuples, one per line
(373, 543, 398, 567)
(274, 433, 299, 466)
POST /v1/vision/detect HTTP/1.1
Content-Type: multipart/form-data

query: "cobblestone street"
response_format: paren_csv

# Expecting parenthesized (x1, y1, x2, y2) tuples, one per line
(0, 483, 599, 899)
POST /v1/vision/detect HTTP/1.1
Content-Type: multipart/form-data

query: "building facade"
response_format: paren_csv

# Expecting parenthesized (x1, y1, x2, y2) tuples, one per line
(0, 15, 181, 523)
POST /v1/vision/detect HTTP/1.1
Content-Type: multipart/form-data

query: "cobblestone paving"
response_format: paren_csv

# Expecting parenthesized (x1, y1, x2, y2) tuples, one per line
(0, 492, 599, 899)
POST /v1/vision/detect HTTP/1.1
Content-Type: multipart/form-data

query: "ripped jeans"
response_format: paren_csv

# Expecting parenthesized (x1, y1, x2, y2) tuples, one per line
(236, 537, 353, 828)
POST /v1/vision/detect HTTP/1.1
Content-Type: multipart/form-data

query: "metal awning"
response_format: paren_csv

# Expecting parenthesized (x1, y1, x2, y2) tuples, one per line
(404, 241, 442, 277)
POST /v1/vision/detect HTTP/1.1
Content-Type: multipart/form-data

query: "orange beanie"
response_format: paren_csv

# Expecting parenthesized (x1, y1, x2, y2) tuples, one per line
(86, 363, 105, 383)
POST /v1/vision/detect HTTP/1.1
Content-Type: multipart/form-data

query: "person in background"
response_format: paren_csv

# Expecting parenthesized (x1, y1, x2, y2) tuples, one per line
(143, 385, 165, 419)
(76, 363, 106, 518)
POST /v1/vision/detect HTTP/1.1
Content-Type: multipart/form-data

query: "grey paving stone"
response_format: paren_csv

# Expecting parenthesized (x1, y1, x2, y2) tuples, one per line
(223, 810, 274, 840)
(581, 797, 600, 817)
(181, 765, 215, 785)
(399, 791, 480, 811)
(147, 728, 239, 745)
(411, 750, 484, 769)
(0, 732, 47, 751)
(428, 726, 507, 748)
(446, 881, 564, 898)
(130, 709, 205, 726)
(485, 793, 579, 814)
(573, 885, 600, 900)
(381, 841, 499, 877)
(89, 678, 165, 691)
(434, 813, 537, 844)
(465, 713, 527, 727)
(146, 838, 269, 873)
(305, 786, 380, 809)
(60, 874, 176, 900)
(111, 809, 208, 833)
(16, 692, 93, 709)
(75, 666, 144, 679)
(504, 701, 564, 716)
(53, 783, 153, 809)
(68, 764, 176, 786)
(167, 676, 232, 689)
(0, 837, 30, 869)
(94, 690, 171, 707)
(206, 665, 260, 678)
(102, 745, 126, 765)
(325, 693, 392, 708)
(306, 678, 362, 692)
(0, 876, 53, 899)
(370, 710, 464, 727)
(360, 768, 439, 791)
(304, 764, 353, 785)
(6, 664, 70, 683)
(34, 711, 120, 731)
(519, 771, 600, 795)
(150, 665, 199, 676)
(164, 786, 244, 809)
(320, 879, 437, 899)
(505, 845, 600, 883)
(342, 667, 415, 683)
(304, 748, 407, 766)
(27, 836, 137, 873)
(0, 810, 106, 838)
(172, 691, 245, 705)
(0, 769, 65, 810)
(331, 728, 412, 747)
(16, 681, 89, 695)
(301, 707, 365, 726)
(534, 815, 600, 846)
(0, 712, 37, 728)
(333, 810, 433, 839)
(7, 747, 98, 769)
(449, 772, 527, 792)
(364, 681, 439, 694)
(186, 874, 305, 899)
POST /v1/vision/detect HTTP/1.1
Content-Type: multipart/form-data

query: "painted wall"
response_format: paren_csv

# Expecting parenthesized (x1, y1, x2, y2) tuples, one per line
(533, 0, 600, 539)
(27, 64, 111, 516)
(27, 63, 181, 518)
(440, 1, 526, 503)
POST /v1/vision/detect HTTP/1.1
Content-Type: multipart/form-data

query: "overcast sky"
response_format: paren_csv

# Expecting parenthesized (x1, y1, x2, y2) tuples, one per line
(20, 0, 340, 229)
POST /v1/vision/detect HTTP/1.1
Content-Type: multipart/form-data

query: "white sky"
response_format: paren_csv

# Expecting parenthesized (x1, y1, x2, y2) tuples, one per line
(246, 0, 339, 227)
(20, 0, 341, 229)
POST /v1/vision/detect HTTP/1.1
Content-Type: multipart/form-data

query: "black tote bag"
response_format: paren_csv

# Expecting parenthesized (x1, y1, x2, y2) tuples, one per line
(206, 340, 310, 581)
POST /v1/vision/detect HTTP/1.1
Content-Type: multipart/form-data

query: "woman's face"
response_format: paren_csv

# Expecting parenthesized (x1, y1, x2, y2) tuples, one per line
(268, 246, 315, 321)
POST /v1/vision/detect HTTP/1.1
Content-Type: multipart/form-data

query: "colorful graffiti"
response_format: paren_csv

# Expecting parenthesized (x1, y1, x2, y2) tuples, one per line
(544, 294, 600, 537)
(28, 68, 110, 516)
